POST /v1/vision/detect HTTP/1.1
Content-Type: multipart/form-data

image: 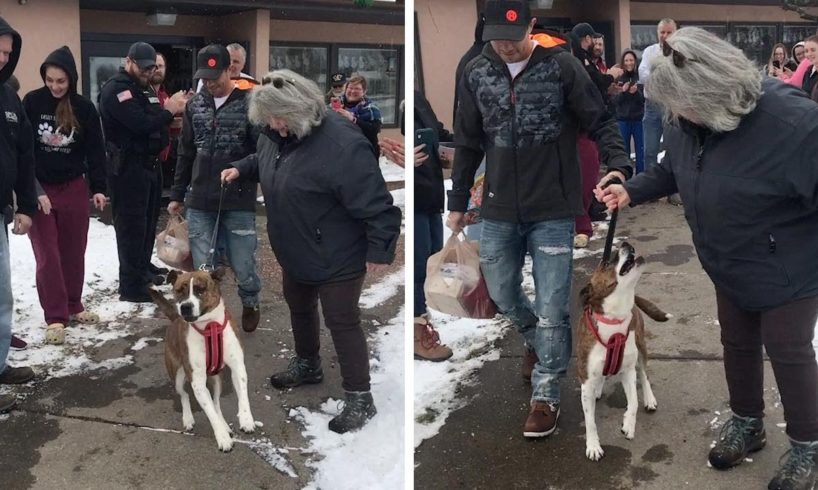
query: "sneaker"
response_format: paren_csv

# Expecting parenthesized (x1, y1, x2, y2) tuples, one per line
(242, 305, 260, 333)
(0, 365, 35, 385)
(414, 316, 452, 362)
(521, 347, 538, 382)
(0, 393, 15, 413)
(768, 441, 818, 490)
(708, 415, 766, 469)
(523, 401, 560, 438)
(269, 356, 323, 389)
(10, 334, 27, 351)
(574, 234, 590, 249)
(328, 391, 377, 434)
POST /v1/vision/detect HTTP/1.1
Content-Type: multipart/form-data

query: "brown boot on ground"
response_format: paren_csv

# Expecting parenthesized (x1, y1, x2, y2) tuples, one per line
(414, 316, 453, 362)
(523, 401, 560, 438)
(521, 347, 538, 382)
(242, 305, 260, 332)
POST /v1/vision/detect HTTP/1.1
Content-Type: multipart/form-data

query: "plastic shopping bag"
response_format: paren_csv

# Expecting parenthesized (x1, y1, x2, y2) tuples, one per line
(156, 215, 193, 271)
(424, 234, 497, 319)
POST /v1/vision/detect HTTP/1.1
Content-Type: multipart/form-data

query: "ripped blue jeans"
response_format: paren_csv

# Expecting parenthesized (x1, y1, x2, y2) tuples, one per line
(479, 218, 574, 403)
(187, 208, 261, 307)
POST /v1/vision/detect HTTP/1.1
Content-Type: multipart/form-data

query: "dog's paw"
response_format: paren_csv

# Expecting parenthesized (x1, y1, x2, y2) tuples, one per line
(644, 394, 658, 412)
(183, 418, 195, 431)
(215, 431, 234, 452)
(586, 442, 605, 461)
(238, 410, 255, 434)
(621, 418, 636, 440)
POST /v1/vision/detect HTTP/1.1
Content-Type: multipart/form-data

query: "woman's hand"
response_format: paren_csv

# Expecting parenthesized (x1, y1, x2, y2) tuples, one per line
(92, 193, 107, 211)
(597, 171, 627, 190)
(594, 183, 631, 212)
(414, 144, 429, 167)
(38, 195, 52, 215)
(221, 167, 240, 183)
(12, 213, 31, 235)
(338, 109, 355, 122)
(167, 201, 184, 216)
(379, 137, 405, 168)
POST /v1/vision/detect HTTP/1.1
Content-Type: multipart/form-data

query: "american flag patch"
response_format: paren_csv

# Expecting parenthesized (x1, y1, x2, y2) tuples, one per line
(117, 90, 133, 102)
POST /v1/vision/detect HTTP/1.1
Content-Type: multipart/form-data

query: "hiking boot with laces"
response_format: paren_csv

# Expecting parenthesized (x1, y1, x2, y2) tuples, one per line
(328, 391, 377, 434)
(768, 441, 818, 490)
(414, 316, 452, 362)
(523, 401, 560, 438)
(269, 356, 323, 389)
(709, 415, 766, 469)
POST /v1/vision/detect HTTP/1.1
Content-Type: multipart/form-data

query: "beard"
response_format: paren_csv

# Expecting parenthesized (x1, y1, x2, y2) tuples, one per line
(150, 73, 165, 85)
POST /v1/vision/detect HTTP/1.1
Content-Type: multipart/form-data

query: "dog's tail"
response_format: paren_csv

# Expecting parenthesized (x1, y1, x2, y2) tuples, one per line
(635, 295, 671, 322)
(147, 288, 181, 322)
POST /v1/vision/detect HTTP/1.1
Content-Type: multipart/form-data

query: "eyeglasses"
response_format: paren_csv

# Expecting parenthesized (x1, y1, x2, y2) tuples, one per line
(261, 76, 295, 88)
(662, 42, 697, 68)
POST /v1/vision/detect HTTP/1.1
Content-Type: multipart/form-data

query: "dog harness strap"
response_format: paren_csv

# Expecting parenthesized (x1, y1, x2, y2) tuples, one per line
(191, 313, 229, 375)
(584, 308, 630, 377)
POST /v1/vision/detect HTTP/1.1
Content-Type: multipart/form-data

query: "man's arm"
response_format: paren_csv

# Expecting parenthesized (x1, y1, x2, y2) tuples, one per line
(170, 105, 195, 202)
(448, 66, 485, 212)
(105, 85, 173, 137)
(13, 102, 37, 216)
(84, 103, 108, 195)
(638, 44, 656, 85)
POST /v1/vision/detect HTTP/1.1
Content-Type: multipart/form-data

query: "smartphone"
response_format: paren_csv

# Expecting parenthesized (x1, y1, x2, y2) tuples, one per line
(330, 97, 342, 110)
(773, 60, 781, 69)
(415, 128, 438, 156)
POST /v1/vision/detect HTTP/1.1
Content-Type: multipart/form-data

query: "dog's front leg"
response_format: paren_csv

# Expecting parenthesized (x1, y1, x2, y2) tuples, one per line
(224, 334, 255, 434)
(209, 375, 230, 433)
(175, 368, 194, 431)
(638, 354, 657, 411)
(621, 368, 638, 440)
(582, 378, 605, 461)
(190, 370, 233, 452)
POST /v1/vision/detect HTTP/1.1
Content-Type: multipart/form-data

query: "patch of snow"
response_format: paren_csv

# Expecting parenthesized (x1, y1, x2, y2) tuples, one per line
(359, 269, 404, 309)
(247, 439, 298, 478)
(131, 337, 162, 351)
(390, 188, 405, 212)
(380, 156, 405, 183)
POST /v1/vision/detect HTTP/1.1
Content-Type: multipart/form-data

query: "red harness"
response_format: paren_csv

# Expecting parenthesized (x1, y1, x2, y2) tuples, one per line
(583, 307, 630, 377)
(191, 312, 229, 376)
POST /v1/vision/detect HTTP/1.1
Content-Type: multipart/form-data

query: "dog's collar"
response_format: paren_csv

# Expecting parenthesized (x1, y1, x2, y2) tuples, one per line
(592, 312, 626, 326)
(191, 312, 229, 376)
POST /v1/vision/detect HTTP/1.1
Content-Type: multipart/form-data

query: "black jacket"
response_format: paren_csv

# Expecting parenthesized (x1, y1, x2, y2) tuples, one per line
(231, 113, 401, 285)
(450, 42, 631, 222)
(172, 88, 258, 212)
(625, 79, 818, 311)
(453, 15, 486, 129)
(23, 46, 106, 195)
(415, 90, 452, 215)
(0, 17, 36, 217)
(571, 40, 615, 114)
(614, 68, 644, 121)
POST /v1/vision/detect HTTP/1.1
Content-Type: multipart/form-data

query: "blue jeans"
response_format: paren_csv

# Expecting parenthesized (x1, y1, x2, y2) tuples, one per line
(414, 212, 443, 317)
(0, 227, 12, 372)
(618, 119, 645, 174)
(187, 209, 261, 307)
(479, 218, 574, 403)
(643, 100, 664, 170)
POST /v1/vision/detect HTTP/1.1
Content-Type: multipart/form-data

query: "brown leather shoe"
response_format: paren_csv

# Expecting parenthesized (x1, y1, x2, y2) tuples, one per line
(522, 347, 538, 382)
(414, 316, 453, 362)
(523, 401, 559, 438)
(242, 305, 260, 333)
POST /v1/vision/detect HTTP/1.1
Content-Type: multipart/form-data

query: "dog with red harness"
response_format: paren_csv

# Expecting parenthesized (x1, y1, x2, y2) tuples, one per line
(576, 241, 669, 461)
(148, 268, 255, 452)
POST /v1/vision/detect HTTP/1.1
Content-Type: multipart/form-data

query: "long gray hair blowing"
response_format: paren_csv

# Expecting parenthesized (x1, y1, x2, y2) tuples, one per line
(645, 27, 762, 133)
(249, 69, 327, 139)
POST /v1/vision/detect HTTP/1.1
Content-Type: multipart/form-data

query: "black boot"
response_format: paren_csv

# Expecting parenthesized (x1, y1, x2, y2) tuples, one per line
(242, 305, 260, 333)
(270, 356, 323, 389)
(768, 440, 818, 490)
(0, 393, 15, 413)
(708, 415, 766, 469)
(0, 365, 35, 384)
(148, 263, 169, 275)
(328, 391, 377, 434)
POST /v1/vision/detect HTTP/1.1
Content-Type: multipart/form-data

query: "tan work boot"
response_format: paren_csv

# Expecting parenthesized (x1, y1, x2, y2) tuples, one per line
(523, 401, 560, 438)
(414, 315, 453, 362)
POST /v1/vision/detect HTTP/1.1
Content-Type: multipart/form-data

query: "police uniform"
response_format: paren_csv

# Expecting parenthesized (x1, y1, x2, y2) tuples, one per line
(99, 67, 171, 300)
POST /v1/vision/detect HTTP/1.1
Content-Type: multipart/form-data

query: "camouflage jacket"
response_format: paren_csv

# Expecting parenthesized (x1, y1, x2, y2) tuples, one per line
(449, 42, 631, 223)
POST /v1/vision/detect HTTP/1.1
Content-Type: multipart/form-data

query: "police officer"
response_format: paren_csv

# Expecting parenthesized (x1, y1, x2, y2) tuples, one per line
(99, 42, 188, 302)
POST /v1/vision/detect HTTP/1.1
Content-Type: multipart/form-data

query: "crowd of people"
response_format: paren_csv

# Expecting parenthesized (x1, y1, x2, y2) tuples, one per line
(0, 14, 400, 435)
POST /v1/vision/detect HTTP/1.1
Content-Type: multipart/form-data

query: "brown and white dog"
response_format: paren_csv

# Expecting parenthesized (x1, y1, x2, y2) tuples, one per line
(576, 242, 669, 461)
(148, 268, 255, 452)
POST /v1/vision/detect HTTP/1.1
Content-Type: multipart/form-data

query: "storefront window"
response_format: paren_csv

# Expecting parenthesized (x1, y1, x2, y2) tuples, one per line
(269, 45, 328, 91)
(783, 25, 817, 52)
(88, 56, 124, 108)
(630, 25, 657, 58)
(338, 47, 400, 125)
(729, 25, 776, 66)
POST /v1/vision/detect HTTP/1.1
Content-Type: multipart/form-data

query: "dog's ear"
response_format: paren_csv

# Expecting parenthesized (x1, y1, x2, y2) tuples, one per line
(210, 267, 227, 282)
(166, 270, 180, 286)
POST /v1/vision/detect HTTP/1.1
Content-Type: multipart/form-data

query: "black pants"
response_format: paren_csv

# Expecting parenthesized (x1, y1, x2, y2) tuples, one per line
(109, 162, 162, 295)
(717, 289, 818, 441)
(282, 271, 369, 392)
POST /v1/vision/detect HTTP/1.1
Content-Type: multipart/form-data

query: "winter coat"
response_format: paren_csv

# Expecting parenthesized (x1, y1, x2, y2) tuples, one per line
(415, 90, 452, 215)
(172, 88, 258, 212)
(23, 46, 106, 195)
(449, 40, 632, 223)
(0, 17, 36, 217)
(614, 65, 644, 121)
(341, 95, 381, 157)
(230, 112, 401, 285)
(624, 78, 818, 311)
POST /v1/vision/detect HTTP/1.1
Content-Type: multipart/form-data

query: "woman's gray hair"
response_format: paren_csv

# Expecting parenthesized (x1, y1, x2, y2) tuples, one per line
(645, 27, 762, 133)
(248, 69, 327, 139)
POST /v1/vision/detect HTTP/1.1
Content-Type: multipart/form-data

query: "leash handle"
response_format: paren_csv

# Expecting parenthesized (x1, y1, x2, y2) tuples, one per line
(600, 176, 623, 264)
(202, 181, 227, 271)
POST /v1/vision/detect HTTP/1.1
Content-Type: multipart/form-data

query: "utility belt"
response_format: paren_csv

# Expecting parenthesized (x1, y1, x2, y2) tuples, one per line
(106, 142, 161, 175)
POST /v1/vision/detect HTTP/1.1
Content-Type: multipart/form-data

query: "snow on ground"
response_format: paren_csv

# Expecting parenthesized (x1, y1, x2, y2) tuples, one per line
(380, 156, 405, 183)
(295, 308, 405, 490)
(7, 218, 153, 378)
(359, 270, 404, 309)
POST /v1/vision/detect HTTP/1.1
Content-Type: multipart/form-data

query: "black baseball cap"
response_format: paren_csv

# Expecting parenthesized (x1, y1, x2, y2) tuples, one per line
(194, 44, 230, 80)
(571, 22, 601, 40)
(482, 0, 532, 42)
(127, 42, 157, 70)
(330, 72, 347, 87)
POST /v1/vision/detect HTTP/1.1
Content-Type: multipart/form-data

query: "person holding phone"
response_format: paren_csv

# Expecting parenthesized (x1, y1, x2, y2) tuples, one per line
(767, 43, 796, 80)
(332, 75, 381, 157)
(614, 50, 645, 174)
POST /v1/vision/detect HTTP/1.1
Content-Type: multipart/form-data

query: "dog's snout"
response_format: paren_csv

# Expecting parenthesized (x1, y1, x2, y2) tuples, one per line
(180, 303, 193, 316)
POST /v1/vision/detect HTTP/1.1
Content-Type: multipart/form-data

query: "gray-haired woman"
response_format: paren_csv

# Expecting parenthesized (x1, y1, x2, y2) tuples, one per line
(597, 28, 818, 490)
(222, 69, 401, 434)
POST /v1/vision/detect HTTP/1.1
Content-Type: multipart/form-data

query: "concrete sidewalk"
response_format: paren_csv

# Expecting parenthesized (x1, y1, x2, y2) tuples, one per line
(415, 201, 791, 489)
(0, 207, 405, 490)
